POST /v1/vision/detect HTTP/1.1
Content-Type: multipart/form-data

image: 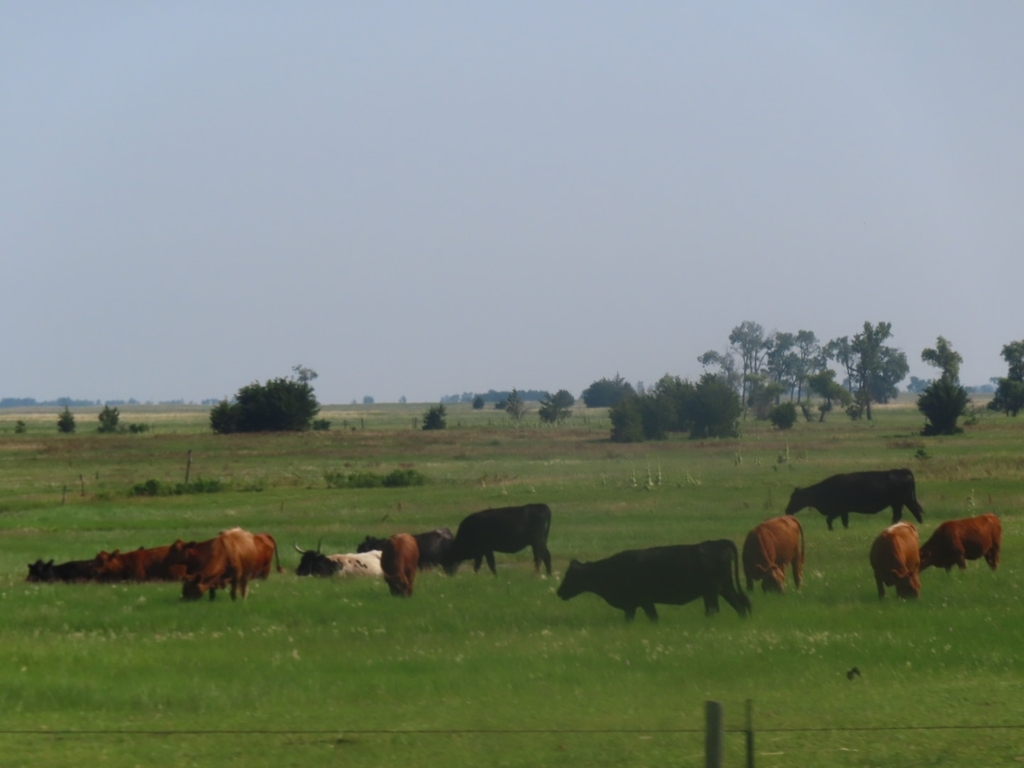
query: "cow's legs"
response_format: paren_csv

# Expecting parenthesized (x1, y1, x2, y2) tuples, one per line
(891, 503, 904, 523)
(875, 577, 885, 599)
(623, 606, 637, 622)
(841, 513, 850, 529)
(484, 551, 497, 575)
(641, 604, 658, 622)
(986, 543, 1000, 570)
(472, 556, 483, 573)
(792, 558, 803, 590)
(703, 594, 721, 616)
(826, 515, 836, 531)
(906, 497, 924, 523)
(533, 544, 552, 575)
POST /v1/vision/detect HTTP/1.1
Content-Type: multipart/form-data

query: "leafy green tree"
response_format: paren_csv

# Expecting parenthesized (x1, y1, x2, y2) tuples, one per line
(697, 350, 741, 393)
(689, 373, 741, 439)
(14, 420, 27, 434)
(505, 389, 527, 422)
(807, 369, 852, 422)
(729, 321, 771, 417)
(746, 373, 785, 420)
(97, 405, 120, 433)
(989, 340, 1024, 416)
(538, 390, 575, 424)
(793, 330, 822, 402)
(421, 403, 447, 430)
(918, 378, 969, 436)
(765, 331, 798, 401)
(471, 395, 485, 410)
(769, 401, 798, 430)
(57, 407, 75, 433)
(850, 321, 909, 419)
(609, 395, 645, 443)
(581, 374, 635, 408)
(210, 368, 320, 433)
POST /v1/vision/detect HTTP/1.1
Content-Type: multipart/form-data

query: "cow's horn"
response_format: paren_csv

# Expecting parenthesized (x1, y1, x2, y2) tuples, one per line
(294, 543, 306, 554)
(317, 538, 323, 553)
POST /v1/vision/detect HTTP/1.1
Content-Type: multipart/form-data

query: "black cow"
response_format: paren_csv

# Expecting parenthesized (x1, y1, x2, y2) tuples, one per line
(785, 468, 924, 531)
(26, 557, 98, 583)
(557, 540, 751, 622)
(357, 527, 454, 570)
(442, 504, 552, 576)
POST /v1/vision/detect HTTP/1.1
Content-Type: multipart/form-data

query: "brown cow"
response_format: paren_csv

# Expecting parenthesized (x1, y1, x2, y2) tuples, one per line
(166, 537, 218, 583)
(742, 516, 804, 593)
(182, 528, 262, 601)
(381, 533, 419, 597)
(869, 522, 921, 599)
(252, 533, 283, 579)
(94, 545, 177, 582)
(919, 514, 1001, 572)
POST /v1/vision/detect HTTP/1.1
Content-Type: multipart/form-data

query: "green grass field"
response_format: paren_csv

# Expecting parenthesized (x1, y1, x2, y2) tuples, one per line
(1, 401, 1022, 767)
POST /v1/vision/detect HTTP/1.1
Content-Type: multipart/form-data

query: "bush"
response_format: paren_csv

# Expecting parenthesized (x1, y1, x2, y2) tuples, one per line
(312, 419, 331, 431)
(97, 405, 120, 433)
(324, 469, 428, 489)
(14, 420, 26, 434)
(127, 423, 151, 434)
(422, 404, 447, 430)
(918, 378, 969, 436)
(57, 407, 75, 434)
(582, 374, 635, 408)
(472, 395, 485, 410)
(210, 374, 320, 434)
(130, 478, 223, 497)
(609, 395, 645, 443)
(769, 402, 798, 430)
(689, 374, 741, 439)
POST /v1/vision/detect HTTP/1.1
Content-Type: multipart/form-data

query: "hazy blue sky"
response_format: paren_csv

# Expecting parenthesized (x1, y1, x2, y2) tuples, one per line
(3, 3, 1021, 404)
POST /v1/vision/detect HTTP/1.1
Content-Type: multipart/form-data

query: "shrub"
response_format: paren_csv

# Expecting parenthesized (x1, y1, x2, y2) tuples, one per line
(324, 469, 428, 489)
(918, 377, 969, 436)
(538, 390, 575, 424)
(97, 405, 120, 433)
(14, 420, 27, 434)
(769, 402, 798, 430)
(312, 419, 331, 431)
(127, 423, 151, 434)
(689, 374, 741, 439)
(609, 395, 645, 443)
(57, 407, 75, 434)
(472, 395, 485, 410)
(129, 478, 223, 496)
(422, 404, 447, 430)
(210, 373, 320, 434)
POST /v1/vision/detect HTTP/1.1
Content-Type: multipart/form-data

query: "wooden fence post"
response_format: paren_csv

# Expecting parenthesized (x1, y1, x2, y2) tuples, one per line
(746, 699, 755, 768)
(706, 700, 724, 768)
(185, 449, 192, 485)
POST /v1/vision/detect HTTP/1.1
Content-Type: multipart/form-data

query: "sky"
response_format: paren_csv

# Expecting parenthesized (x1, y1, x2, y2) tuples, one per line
(2, 3, 1022, 404)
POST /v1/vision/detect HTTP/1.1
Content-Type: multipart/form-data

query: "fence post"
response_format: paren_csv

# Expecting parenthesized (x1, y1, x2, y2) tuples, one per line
(706, 700, 724, 768)
(185, 449, 192, 485)
(746, 699, 755, 768)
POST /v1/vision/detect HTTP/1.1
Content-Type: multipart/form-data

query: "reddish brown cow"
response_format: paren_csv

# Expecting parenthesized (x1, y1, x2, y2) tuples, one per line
(182, 528, 262, 601)
(252, 533, 283, 579)
(869, 522, 921, 599)
(742, 516, 804, 593)
(94, 545, 177, 582)
(165, 537, 218, 582)
(381, 533, 419, 597)
(919, 513, 1001, 572)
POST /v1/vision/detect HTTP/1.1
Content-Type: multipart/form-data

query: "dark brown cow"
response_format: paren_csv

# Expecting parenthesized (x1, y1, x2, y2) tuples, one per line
(381, 533, 419, 597)
(182, 528, 262, 601)
(869, 522, 921, 599)
(742, 516, 804, 593)
(165, 537, 217, 583)
(786, 469, 924, 530)
(919, 514, 1001, 572)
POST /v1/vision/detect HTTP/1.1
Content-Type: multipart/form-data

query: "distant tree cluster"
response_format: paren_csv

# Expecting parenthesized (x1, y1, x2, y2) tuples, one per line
(210, 365, 321, 434)
(988, 340, 1024, 417)
(607, 374, 741, 443)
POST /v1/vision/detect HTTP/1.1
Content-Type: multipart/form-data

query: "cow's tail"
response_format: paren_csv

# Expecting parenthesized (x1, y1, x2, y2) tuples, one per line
(798, 520, 805, 567)
(272, 536, 283, 574)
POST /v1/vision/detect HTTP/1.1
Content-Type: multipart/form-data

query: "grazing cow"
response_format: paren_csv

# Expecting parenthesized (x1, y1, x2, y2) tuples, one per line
(742, 516, 804, 593)
(358, 527, 454, 570)
(381, 533, 419, 597)
(294, 543, 383, 577)
(182, 528, 262, 601)
(442, 504, 552, 576)
(869, 522, 921, 599)
(786, 469, 924, 530)
(165, 537, 218, 582)
(26, 558, 98, 583)
(557, 539, 751, 622)
(919, 514, 1001, 572)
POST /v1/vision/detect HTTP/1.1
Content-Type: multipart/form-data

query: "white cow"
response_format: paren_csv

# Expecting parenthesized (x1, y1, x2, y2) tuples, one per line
(294, 543, 382, 577)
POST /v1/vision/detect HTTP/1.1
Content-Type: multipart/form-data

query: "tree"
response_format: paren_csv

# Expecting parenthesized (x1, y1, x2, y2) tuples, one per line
(824, 336, 858, 394)
(97, 405, 120, 433)
(57, 407, 76, 433)
(697, 350, 741, 393)
(917, 336, 969, 436)
(729, 321, 772, 417)
(471, 395, 485, 410)
(769, 402, 798, 430)
(850, 321, 909, 419)
(538, 390, 575, 424)
(907, 376, 932, 393)
(505, 389, 527, 423)
(989, 340, 1024, 416)
(581, 374, 635, 408)
(609, 395, 645, 443)
(807, 369, 852, 422)
(210, 369, 320, 433)
(689, 373, 741, 439)
(793, 330, 821, 402)
(421, 403, 447, 430)
(765, 331, 798, 402)
(746, 373, 785, 420)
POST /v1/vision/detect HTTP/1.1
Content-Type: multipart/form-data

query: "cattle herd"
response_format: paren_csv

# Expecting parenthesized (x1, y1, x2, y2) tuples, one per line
(24, 469, 1003, 621)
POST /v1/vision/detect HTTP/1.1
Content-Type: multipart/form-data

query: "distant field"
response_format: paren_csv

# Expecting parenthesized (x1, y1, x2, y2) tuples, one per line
(1, 399, 1022, 767)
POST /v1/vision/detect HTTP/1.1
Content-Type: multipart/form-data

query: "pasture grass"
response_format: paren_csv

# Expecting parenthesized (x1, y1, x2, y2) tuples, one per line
(1, 400, 1023, 766)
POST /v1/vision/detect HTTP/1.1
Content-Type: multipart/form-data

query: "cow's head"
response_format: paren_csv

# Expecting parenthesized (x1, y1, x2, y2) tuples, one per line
(556, 560, 587, 600)
(93, 549, 124, 580)
(294, 543, 338, 577)
(357, 535, 387, 554)
(26, 559, 55, 582)
(182, 576, 206, 601)
(784, 487, 806, 515)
